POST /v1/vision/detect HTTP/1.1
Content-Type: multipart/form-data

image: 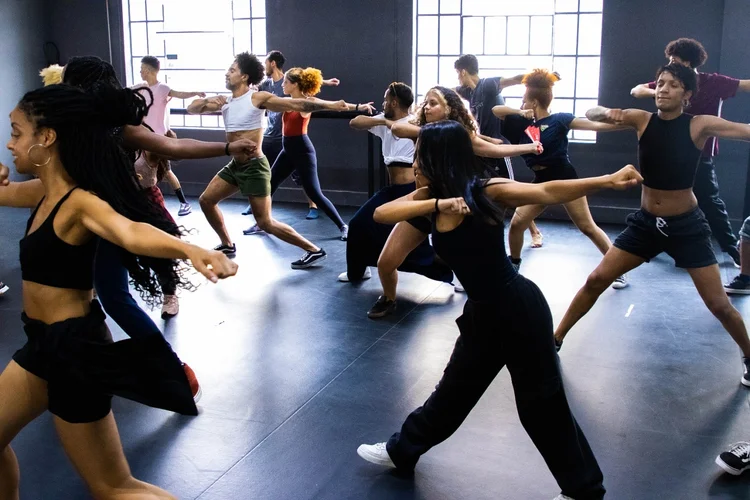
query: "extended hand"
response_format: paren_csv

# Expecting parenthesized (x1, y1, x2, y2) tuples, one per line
(357, 102, 376, 115)
(324, 78, 340, 86)
(188, 248, 239, 283)
(210, 95, 228, 106)
(608, 164, 643, 190)
(605, 108, 626, 124)
(526, 141, 543, 155)
(519, 109, 534, 120)
(0, 163, 9, 186)
(196, 92, 207, 98)
(437, 197, 471, 215)
(228, 139, 258, 156)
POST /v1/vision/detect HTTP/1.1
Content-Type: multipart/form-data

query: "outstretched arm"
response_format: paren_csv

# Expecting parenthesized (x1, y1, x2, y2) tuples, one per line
(123, 125, 256, 159)
(471, 135, 540, 158)
(170, 90, 207, 99)
(585, 106, 650, 133)
(252, 91, 348, 113)
(492, 105, 534, 120)
(499, 74, 525, 89)
(630, 83, 656, 99)
(391, 121, 421, 140)
(0, 164, 44, 208)
(322, 78, 340, 87)
(695, 115, 750, 143)
(484, 165, 642, 207)
(569, 117, 630, 132)
(73, 191, 237, 282)
(737, 80, 750, 92)
(349, 115, 391, 130)
(186, 95, 227, 114)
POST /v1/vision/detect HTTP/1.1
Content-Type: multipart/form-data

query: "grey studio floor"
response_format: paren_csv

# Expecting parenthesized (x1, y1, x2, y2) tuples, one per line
(1, 196, 750, 500)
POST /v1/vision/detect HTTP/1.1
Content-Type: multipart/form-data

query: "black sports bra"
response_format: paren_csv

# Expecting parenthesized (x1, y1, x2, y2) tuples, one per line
(638, 113, 702, 190)
(20, 188, 97, 290)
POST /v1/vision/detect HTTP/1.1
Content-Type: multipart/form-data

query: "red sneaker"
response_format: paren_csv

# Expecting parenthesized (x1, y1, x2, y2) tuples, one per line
(182, 363, 202, 403)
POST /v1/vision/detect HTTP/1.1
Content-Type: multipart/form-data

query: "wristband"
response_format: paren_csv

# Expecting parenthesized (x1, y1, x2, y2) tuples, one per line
(355, 103, 360, 112)
(435, 198, 440, 213)
(225, 143, 230, 156)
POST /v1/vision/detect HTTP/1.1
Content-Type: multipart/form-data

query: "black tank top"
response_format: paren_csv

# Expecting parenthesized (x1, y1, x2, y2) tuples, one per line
(638, 113, 701, 190)
(20, 188, 97, 290)
(431, 213, 517, 300)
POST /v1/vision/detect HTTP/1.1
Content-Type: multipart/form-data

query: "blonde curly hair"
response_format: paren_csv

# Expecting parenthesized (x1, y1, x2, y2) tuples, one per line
(40, 65, 64, 86)
(413, 86, 477, 135)
(285, 67, 323, 96)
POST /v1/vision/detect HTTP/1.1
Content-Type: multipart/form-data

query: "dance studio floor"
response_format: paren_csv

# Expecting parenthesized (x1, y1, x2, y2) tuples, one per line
(1, 198, 749, 499)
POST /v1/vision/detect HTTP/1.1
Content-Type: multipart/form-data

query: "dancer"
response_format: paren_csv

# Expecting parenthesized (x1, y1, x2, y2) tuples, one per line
(62, 55, 256, 398)
(188, 52, 357, 268)
(554, 64, 750, 388)
(340, 82, 452, 290)
(631, 38, 750, 266)
(454, 53, 543, 246)
(493, 69, 630, 288)
(244, 66, 369, 240)
(243, 50, 338, 218)
(357, 120, 642, 499)
(136, 55, 206, 216)
(725, 215, 750, 294)
(367, 86, 541, 318)
(0, 83, 236, 500)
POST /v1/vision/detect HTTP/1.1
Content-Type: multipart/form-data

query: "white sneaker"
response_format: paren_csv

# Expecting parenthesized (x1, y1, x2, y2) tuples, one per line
(0, 281, 8, 295)
(338, 267, 372, 282)
(552, 495, 576, 500)
(454, 280, 465, 293)
(357, 442, 395, 468)
(161, 295, 179, 319)
(611, 274, 628, 289)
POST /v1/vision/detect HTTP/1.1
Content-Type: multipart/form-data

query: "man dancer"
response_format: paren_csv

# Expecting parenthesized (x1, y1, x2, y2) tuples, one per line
(136, 56, 206, 216)
(340, 82, 453, 316)
(554, 64, 750, 390)
(454, 54, 543, 245)
(631, 38, 750, 266)
(188, 52, 351, 269)
(242, 50, 339, 221)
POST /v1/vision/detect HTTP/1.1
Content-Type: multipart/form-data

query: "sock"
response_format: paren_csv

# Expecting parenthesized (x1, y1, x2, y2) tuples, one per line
(174, 188, 187, 204)
(510, 257, 522, 266)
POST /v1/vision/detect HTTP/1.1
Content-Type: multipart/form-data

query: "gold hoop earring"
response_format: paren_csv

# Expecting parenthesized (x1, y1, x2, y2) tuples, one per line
(28, 144, 51, 167)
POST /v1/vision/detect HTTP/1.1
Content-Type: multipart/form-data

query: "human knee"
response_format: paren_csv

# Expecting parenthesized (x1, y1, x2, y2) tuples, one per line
(584, 270, 613, 293)
(577, 223, 599, 238)
(198, 192, 216, 209)
(377, 251, 400, 274)
(510, 215, 530, 232)
(255, 217, 275, 233)
(705, 297, 736, 321)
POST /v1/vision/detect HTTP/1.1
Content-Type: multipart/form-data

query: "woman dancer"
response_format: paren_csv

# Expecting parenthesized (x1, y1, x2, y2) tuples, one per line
(367, 86, 540, 319)
(356, 120, 641, 499)
(61, 56, 255, 399)
(0, 84, 236, 499)
(554, 64, 750, 383)
(244, 67, 374, 240)
(493, 69, 630, 288)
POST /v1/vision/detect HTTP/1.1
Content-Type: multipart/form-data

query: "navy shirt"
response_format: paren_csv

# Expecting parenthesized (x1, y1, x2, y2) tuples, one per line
(259, 77, 285, 139)
(456, 77, 505, 139)
(503, 113, 576, 168)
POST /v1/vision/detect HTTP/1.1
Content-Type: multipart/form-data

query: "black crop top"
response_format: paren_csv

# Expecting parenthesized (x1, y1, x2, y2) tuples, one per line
(638, 113, 701, 190)
(431, 213, 517, 301)
(20, 188, 97, 290)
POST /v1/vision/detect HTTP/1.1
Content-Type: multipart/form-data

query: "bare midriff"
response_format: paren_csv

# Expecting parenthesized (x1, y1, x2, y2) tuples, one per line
(23, 281, 93, 324)
(641, 186, 697, 216)
(227, 128, 264, 163)
(388, 166, 416, 185)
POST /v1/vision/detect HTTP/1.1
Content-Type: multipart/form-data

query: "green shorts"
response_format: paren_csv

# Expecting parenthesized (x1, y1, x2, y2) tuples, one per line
(217, 156, 272, 197)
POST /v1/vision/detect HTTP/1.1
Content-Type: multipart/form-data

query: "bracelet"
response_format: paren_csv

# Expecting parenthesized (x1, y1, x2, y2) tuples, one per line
(355, 103, 359, 112)
(225, 143, 230, 156)
(434, 198, 440, 213)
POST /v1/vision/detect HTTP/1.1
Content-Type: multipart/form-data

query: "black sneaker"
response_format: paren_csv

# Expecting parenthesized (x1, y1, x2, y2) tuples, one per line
(291, 248, 327, 269)
(214, 243, 236, 255)
(728, 246, 741, 269)
(716, 442, 750, 475)
(368, 296, 396, 319)
(743, 358, 750, 387)
(725, 275, 750, 295)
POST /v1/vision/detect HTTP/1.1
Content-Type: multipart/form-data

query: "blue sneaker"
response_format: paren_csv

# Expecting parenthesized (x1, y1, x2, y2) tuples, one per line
(306, 208, 319, 220)
(243, 224, 264, 235)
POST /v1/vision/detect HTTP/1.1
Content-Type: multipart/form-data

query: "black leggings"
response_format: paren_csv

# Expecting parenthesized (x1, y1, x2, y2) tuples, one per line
(270, 135, 345, 229)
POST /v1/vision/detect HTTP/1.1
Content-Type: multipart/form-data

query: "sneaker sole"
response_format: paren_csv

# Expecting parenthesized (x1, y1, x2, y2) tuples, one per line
(0, 285, 8, 295)
(243, 230, 265, 236)
(715, 456, 749, 475)
(742, 376, 750, 387)
(368, 305, 396, 319)
(356, 446, 396, 468)
(193, 386, 203, 404)
(291, 254, 327, 270)
(178, 211, 191, 216)
(725, 287, 750, 295)
(611, 283, 629, 290)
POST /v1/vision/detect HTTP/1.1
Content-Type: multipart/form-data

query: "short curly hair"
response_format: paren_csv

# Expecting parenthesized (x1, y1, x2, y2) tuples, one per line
(235, 52, 265, 85)
(415, 86, 477, 135)
(285, 67, 323, 95)
(522, 69, 561, 109)
(665, 38, 707, 69)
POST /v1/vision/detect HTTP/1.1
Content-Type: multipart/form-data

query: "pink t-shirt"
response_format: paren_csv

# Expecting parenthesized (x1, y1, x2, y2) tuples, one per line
(135, 82, 171, 135)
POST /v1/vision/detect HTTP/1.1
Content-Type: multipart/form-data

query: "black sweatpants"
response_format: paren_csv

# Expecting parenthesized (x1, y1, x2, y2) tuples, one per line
(693, 156, 738, 253)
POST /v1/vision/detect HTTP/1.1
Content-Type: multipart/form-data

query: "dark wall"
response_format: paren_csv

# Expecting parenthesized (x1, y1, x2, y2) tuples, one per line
(0, 0, 47, 181)
(37, 0, 750, 223)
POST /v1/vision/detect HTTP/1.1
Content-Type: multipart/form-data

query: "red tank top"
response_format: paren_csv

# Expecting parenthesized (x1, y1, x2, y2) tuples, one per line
(282, 111, 310, 137)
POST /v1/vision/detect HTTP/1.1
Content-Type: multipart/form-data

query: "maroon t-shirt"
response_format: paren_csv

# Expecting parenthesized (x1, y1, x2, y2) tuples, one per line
(648, 72, 739, 157)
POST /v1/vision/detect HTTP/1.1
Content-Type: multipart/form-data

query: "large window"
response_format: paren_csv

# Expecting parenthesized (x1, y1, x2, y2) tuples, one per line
(122, 0, 266, 128)
(414, 0, 603, 141)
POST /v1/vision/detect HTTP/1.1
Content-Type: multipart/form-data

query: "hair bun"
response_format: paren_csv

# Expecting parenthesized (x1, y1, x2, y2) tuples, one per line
(522, 69, 560, 88)
(90, 84, 149, 128)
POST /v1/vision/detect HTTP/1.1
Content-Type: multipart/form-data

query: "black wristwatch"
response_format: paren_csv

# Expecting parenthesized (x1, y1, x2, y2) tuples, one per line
(225, 143, 231, 155)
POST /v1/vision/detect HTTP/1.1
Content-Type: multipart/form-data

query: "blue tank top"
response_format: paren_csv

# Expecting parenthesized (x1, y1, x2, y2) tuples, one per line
(431, 213, 517, 300)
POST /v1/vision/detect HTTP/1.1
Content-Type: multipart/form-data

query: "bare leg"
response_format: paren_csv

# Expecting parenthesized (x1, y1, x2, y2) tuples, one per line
(163, 170, 181, 191)
(563, 197, 611, 255)
(555, 248, 645, 343)
(249, 195, 319, 252)
(0, 361, 49, 500)
(55, 412, 175, 499)
(508, 205, 546, 259)
(198, 176, 239, 247)
(529, 220, 543, 248)
(377, 222, 429, 300)
(687, 265, 750, 357)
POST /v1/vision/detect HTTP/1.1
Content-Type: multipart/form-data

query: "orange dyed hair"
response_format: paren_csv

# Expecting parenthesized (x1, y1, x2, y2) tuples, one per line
(285, 67, 323, 96)
(522, 69, 561, 109)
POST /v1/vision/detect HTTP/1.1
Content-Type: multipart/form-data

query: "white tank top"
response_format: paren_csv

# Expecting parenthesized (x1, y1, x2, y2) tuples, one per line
(221, 90, 264, 132)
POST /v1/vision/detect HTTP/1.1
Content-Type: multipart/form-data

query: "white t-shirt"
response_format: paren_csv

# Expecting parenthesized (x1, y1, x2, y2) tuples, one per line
(134, 82, 171, 135)
(221, 90, 264, 132)
(368, 114, 415, 165)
